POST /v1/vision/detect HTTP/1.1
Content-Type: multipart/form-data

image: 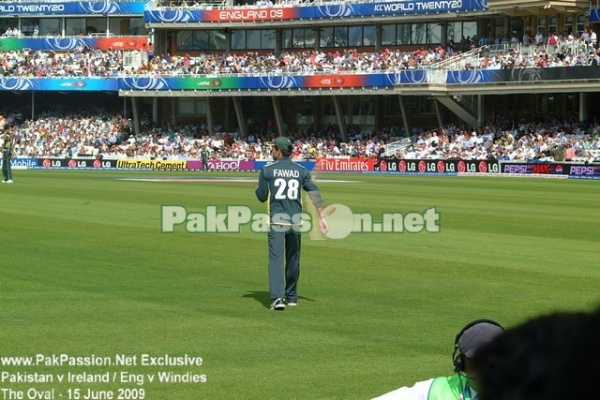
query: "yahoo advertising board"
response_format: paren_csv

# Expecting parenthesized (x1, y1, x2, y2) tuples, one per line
(187, 160, 255, 171)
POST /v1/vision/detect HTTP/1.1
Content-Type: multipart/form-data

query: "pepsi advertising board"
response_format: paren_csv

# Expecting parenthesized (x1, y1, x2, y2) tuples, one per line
(568, 164, 600, 179)
(501, 163, 568, 175)
(500, 162, 600, 179)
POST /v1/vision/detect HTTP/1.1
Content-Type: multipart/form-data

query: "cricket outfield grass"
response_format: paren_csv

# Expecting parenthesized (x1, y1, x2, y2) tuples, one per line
(1, 170, 599, 399)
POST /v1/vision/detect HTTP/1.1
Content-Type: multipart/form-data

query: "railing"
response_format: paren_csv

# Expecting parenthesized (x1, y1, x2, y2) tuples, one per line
(0, 33, 148, 39)
(382, 138, 412, 157)
(427, 45, 485, 71)
(419, 39, 597, 72)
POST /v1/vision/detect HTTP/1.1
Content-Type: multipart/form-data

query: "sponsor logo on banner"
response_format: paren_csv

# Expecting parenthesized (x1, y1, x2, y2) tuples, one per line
(375, 159, 438, 173)
(437, 160, 445, 173)
(208, 160, 241, 171)
(43, 159, 57, 168)
(187, 160, 254, 171)
(92, 159, 115, 169)
(474, 160, 500, 173)
(35, 158, 116, 169)
(6, 158, 39, 168)
(479, 161, 488, 173)
(503, 164, 531, 174)
(373, 158, 500, 174)
(317, 158, 374, 172)
(502, 163, 567, 175)
(399, 160, 407, 172)
(569, 164, 600, 178)
(116, 159, 187, 170)
(379, 159, 388, 172)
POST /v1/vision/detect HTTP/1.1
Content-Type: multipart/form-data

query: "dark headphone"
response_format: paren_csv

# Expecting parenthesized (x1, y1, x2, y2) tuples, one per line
(452, 319, 504, 373)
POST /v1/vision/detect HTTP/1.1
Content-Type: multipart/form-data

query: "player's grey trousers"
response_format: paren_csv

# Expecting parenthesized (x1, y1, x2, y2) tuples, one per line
(268, 229, 301, 301)
(2, 158, 11, 181)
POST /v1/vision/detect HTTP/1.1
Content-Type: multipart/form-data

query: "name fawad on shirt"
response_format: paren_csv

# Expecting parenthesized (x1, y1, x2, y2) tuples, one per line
(273, 169, 299, 178)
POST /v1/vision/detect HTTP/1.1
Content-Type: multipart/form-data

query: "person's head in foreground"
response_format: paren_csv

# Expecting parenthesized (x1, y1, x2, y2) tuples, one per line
(472, 308, 600, 400)
(453, 319, 506, 391)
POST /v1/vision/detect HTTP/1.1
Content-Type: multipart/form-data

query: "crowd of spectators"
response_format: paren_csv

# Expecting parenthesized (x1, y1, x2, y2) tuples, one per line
(0, 47, 125, 78)
(399, 120, 600, 163)
(1, 35, 600, 79)
(2, 109, 600, 163)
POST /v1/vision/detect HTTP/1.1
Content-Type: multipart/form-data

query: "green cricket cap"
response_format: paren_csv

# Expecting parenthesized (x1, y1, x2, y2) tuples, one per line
(267, 136, 293, 151)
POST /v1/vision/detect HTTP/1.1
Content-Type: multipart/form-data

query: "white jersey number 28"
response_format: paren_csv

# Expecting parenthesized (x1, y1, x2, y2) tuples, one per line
(274, 178, 299, 200)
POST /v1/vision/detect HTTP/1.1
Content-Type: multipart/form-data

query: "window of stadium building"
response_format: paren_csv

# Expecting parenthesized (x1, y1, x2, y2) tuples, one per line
(110, 18, 149, 36)
(381, 22, 442, 46)
(20, 19, 39, 37)
(549, 16, 557, 34)
(318, 26, 376, 47)
(565, 16, 574, 35)
(577, 15, 585, 34)
(282, 28, 317, 49)
(65, 17, 147, 37)
(446, 21, 477, 44)
(231, 29, 275, 50)
(536, 16, 561, 35)
(177, 30, 226, 51)
(20, 18, 60, 37)
(66, 18, 106, 36)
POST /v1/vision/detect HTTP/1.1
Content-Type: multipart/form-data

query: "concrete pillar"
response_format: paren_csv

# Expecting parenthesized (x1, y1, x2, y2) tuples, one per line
(398, 94, 410, 136)
(206, 97, 214, 136)
(232, 97, 247, 138)
(271, 96, 285, 136)
(332, 96, 348, 142)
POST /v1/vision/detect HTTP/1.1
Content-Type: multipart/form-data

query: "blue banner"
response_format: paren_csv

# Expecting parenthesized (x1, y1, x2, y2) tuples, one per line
(145, 0, 487, 23)
(3, 67, 600, 92)
(1, 158, 40, 168)
(0, 78, 118, 91)
(0, 1, 147, 16)
(253, 160, 315, 171)
(0, 72, 425, 91)
(446, 67, 600, 84)
(118, 71, 426, 91)
(0, 37, 148, 51)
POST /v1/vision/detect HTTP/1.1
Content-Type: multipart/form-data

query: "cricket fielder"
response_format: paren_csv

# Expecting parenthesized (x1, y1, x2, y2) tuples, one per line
(255, 136, 328, 311)
(2, 134, 13, 183)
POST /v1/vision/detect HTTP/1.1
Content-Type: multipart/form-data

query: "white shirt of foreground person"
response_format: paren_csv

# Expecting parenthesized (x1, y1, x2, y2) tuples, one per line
(371, 319, 505, 400)
(370, 378, 478, 400)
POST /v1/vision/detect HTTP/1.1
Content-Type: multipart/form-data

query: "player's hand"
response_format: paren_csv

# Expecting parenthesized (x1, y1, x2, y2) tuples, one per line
(319, 217, 329, 235)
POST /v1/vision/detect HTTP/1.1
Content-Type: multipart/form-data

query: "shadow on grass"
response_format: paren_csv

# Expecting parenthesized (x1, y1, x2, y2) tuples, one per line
(242, 291, 272, 309)
(242, 291, 315, 309)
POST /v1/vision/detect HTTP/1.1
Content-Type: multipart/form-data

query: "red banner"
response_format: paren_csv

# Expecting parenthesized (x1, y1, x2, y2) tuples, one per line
(316, 157, 375, 172)
(304, 75, 368, 88)
(203, 8, 296, 22)
(94, 37, 148, 51)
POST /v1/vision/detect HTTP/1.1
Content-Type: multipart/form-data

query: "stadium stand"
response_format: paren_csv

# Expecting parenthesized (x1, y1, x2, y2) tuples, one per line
(2, 108, 599, 163)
